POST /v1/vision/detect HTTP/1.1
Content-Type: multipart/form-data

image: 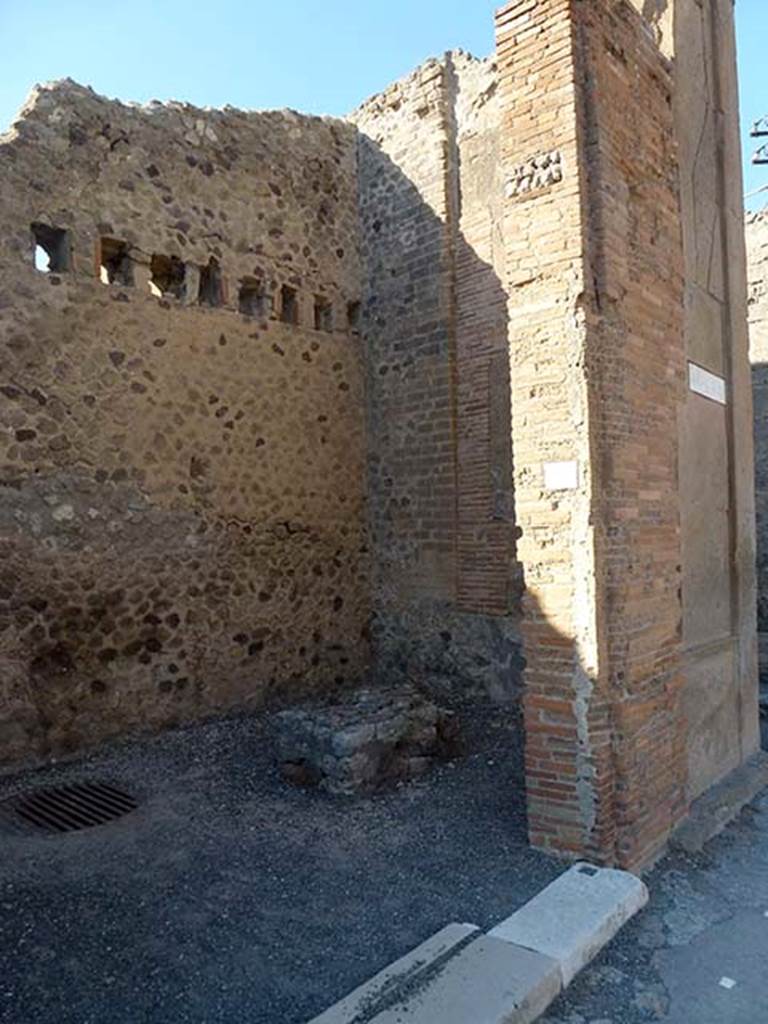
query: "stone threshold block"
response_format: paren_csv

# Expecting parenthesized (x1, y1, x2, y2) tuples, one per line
(309, 923, 561, 1024)
(488, 862, 649, 986)
(274, 685, 459, 794)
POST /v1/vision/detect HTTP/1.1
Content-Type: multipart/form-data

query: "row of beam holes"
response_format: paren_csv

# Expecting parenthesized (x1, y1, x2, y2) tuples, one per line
(31, 224, 362, 332)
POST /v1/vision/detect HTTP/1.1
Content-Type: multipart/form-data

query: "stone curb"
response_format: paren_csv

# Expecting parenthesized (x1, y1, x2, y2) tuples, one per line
(671, 751, 768, 854)
(309, 923, 481, 1024)
(307, 862, 649, 1023)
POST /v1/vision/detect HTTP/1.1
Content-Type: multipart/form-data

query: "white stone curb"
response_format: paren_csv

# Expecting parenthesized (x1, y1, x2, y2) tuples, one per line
(309, 923, 480, 1024)
(306, 862, 649, 1023)
(489, 861, 649, 986)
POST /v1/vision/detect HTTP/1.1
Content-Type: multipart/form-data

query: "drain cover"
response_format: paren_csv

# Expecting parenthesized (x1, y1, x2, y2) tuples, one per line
(0, 781, 138, 835)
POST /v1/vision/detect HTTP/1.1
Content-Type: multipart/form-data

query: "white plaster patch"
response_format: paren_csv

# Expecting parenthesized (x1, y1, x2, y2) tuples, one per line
(543, 460, 579, 491)
(688, 362, 727, 405)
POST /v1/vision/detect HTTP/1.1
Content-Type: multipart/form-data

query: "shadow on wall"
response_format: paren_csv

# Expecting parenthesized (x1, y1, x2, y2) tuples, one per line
(355, 90, 525, 711)
(354, 99, 638, 862)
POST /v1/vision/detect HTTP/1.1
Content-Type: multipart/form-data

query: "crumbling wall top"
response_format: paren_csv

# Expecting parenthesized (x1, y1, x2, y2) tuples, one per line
(0, 78, 361, 309)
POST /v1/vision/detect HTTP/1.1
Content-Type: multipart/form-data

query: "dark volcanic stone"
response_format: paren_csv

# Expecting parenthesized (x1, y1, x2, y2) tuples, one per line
(274, 685, 460, 794)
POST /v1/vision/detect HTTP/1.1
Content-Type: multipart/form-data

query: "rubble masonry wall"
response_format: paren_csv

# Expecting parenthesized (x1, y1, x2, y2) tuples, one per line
(0, 83, 368, 764)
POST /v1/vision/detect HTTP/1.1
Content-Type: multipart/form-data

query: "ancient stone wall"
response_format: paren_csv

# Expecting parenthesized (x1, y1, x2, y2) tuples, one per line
(350, 53, 523, 705)
(578, 0, 689, 866)
(0, 82, 369, 765)
(452, 54, 517, 620)
(0, 57, 524, 770)
(747, 207, 768, 682)
(670, 0, 759, 802)
(0, 4, 758, 871)
(496, 0, 757, 869)
(497, 0, 622, 864)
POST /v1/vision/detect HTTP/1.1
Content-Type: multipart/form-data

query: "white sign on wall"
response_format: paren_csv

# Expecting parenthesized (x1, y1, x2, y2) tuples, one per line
(543, 460, 579, 491)
(688, 362, 727, 405)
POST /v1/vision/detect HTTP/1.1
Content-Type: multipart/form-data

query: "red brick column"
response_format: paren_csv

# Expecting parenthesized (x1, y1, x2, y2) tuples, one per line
(497, 0, 688, 868)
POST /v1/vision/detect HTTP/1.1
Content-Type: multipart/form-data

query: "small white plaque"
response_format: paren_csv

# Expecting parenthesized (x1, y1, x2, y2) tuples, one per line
(688, 362, 726, 405)
(543, 460, 579, 491)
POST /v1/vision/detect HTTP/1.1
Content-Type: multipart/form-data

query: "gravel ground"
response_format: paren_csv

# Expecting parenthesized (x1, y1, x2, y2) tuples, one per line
(5, 709, 766, 1024)
(0, 704, 559, 1024)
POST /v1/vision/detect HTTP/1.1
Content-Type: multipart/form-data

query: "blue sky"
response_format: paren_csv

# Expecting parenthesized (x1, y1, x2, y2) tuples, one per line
(0, 0, 765, 207)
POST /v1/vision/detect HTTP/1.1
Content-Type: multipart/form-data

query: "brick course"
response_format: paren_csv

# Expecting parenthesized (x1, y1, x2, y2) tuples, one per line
(351, 53, 524, 703)
(497, 0, 689, 867)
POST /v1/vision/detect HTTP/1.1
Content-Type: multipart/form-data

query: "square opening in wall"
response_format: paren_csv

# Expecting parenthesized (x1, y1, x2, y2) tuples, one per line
(239, 277, 269, 318)
(198, 256, 223, 307)
(31, 223, 70, 273)
(347, 300, 361, 333)
(280, 285, 299, 325)
(99, 238, 134, 286)
(314, 297, 333, 333)
(149, 254, 186, 299)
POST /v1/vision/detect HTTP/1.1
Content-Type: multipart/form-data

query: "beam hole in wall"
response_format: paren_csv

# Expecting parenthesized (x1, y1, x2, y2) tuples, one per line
(280, 285, 299, 325)
(347, 300, 361, 333)
(31, 223, 70, 274)
(198, 256, 223, 307)
(99, 237, 134, 286)
(314, 296, 333, 332)
(149, 254, 186, 299)
(238, 276, 268, 318)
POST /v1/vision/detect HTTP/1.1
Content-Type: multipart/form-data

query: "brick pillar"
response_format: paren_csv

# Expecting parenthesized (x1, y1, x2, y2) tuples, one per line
(497, 0, 688, 868)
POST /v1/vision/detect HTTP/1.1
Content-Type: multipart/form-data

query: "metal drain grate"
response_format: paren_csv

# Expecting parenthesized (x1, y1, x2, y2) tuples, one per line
(0, 781, 138, 835)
